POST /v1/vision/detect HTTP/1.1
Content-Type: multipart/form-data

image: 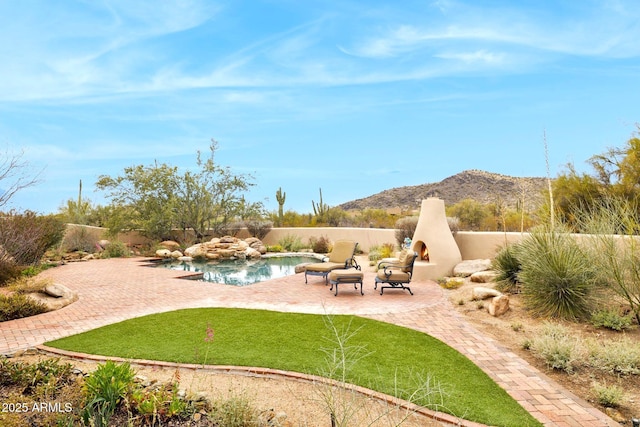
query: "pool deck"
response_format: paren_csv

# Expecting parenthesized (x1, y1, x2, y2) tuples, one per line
(0, 257, 617, 427)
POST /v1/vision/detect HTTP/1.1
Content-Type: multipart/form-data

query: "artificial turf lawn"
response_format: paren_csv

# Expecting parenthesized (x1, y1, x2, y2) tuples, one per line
(46, 308, 541, 427)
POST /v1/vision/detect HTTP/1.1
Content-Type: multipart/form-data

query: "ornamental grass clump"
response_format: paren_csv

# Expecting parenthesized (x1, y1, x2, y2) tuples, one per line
(517, 224, 598, 320)
(492, 243, 523, 294)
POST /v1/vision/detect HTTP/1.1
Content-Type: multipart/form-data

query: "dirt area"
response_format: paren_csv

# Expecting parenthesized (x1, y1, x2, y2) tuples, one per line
(445, 278, 640, 423)
(5, 352, 449, 427)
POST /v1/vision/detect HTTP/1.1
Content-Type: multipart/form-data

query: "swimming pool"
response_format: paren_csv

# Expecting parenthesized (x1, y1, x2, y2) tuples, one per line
(157, 255, 321, 286)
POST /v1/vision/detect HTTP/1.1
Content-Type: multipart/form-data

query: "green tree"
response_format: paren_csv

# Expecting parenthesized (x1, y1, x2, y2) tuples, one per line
(96, 161, 179, 240)
(552, 125, 640, 230)
(447, 198, 490, 230)
(96, 141, 258, 241)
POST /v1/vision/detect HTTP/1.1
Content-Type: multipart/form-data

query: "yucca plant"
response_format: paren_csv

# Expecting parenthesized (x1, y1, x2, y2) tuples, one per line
(492, 243, 522, 294)
(517, 224, 598, 320)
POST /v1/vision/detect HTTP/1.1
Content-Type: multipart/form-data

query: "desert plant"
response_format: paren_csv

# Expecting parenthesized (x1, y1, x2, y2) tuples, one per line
(0, 293, 48, 321)
(517, 224, 598, 320)
(586, 336, 640, 375)
(576, 197, 640, 324)
(591, 308, 633, 331)
(61, 225, 102, 253)
(309, 235, 331, 254)
(492, 243, 523, 294)
(394, 216, 418, 247)
(0, 210, 66, 266)
(244, 219, 272, 239)
(209, 391, 261, 427)
(277, 234, 305, 252)
(591, 382, 625, 408)
(275, 187, 286, 226)
(367, 246, 382, 263)
(379, 243, 396, 259)
(528, 322, 584, 373)
(101, 241, 129, 258)
(82, 361, 136, 427)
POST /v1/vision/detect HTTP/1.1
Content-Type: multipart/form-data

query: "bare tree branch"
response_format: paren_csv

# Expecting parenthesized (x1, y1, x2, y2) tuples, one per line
(0, 147, 42, 209)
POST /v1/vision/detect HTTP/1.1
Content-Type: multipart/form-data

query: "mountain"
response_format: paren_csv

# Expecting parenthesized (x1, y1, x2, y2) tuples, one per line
(338, 170, 549, 212)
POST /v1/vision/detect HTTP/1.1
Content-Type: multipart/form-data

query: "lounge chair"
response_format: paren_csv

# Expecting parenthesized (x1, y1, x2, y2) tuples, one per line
(304, 240, 358, 284)
(374, 250, 418, 295)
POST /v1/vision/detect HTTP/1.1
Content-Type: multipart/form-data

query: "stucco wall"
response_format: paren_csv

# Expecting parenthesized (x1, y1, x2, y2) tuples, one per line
(113, 226, 524, 260)
(261, 227, 397, 253)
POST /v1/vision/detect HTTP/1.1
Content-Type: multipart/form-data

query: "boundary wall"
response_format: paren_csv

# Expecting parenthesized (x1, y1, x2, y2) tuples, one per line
(81, 225, 527, 260)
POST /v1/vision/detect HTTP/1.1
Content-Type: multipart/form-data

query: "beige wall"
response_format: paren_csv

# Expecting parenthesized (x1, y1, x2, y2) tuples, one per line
(454, 232, 527, 260)
(112, 226, 525, 260)
(262, 227, 398, 253)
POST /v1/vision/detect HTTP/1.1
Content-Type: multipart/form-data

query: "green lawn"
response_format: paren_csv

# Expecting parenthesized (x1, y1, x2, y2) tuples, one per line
(46, 308, 541, 427)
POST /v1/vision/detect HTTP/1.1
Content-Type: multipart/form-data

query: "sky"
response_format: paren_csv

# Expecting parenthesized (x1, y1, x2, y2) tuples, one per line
(1, 0, 639, 215)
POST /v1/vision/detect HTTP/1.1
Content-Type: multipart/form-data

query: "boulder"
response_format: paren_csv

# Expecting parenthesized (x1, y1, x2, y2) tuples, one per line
(472, 287, 502, 300)
(156, 249, 172, 258)
(488, 295, 510, 317)
(170, 250, 183, 258)
(470, 270, 498, 283)
(453, 259, 492, 277)
(160, 240, 181, 251)
(44, 283, 68, 298)
(28, 284, 78, 311)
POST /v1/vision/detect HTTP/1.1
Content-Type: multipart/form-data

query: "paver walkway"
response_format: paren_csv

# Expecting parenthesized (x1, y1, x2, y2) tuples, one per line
(0, 258, 617, 426)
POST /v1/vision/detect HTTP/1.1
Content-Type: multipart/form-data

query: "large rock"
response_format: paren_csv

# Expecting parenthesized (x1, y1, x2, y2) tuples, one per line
(470, 270, 497, 283)
(472, 286, 502, 300)
(488, 294, 510, 317)
(27, 284, 78, 311)
(156, 249, 172, 258)
(160, 240, 181, 251)
(453, 259, 492, 277)
(183, 237, 267, 260)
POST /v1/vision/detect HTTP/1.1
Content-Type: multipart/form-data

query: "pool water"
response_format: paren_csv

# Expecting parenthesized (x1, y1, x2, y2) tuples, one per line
(157, 255, 319, 286)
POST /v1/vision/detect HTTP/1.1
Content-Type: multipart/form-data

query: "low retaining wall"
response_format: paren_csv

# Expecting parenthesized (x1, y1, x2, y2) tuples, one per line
(109, 226, 524, 260)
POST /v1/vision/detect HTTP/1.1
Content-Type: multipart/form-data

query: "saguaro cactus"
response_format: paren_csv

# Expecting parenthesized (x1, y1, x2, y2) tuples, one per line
(312, 188, 329, 219)
(276, 187, 286, 226)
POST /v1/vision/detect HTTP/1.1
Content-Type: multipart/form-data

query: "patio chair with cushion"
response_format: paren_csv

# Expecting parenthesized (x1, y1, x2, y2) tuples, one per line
(304, 240, 358, 284)
(374, 250, 418, 295)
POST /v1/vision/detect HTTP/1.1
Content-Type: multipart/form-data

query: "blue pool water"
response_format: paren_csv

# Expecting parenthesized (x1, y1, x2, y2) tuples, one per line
(157, 255, 320, 286)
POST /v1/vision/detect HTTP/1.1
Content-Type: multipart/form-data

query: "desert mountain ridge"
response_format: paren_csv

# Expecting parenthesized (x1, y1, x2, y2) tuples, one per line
(338, 169, 549, 212)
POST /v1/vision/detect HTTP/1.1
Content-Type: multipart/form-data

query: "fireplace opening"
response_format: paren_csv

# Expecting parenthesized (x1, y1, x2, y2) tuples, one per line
(413, 240, 429, 261)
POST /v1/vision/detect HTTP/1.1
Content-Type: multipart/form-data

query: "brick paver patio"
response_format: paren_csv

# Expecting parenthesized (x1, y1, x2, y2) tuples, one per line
(0, 258, 617, 426)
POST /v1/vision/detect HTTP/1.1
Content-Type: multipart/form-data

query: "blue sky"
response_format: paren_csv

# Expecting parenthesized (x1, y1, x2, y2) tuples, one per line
(1, 0, 639, 215)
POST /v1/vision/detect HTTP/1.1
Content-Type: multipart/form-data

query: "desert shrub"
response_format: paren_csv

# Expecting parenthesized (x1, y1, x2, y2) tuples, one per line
(587, 336, 640, 375)
(591, 308, 633, 331)
(379, 243, 396, 259)
(101, 241, 129, 258)
(209, 392, 261, 427)
(218, 221, 244, 237)
(278, 234, 305, 252)
(266, 244, 283, 252)
(62, 225, 102, 253)
(576, 198, 640, 325)
(309, 235, 331, 254)
(244, 219, 272, 239)
(368, 245, 382, 262)
(82, 361, 136, 427)
(0, 210, 66, 266)
(446, 216, 460, 235)
(528, 322, 584, 373)
(492, 243, 522, 294)
(0, 258, 21, 286)
(591, 382, 624, 408)
(394, 216, 418, 247)
(0, 293, 48, 321)
(517, 225, 598, 320)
